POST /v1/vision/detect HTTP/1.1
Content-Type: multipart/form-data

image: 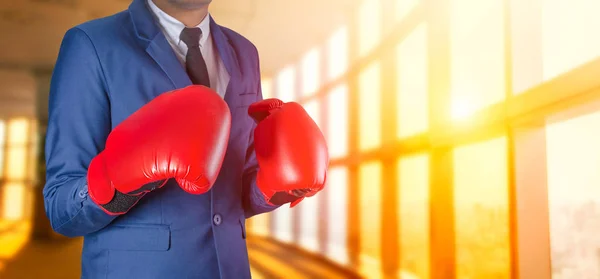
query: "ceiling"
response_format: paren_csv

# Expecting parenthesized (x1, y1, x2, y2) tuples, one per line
(0, 0, 361, 76)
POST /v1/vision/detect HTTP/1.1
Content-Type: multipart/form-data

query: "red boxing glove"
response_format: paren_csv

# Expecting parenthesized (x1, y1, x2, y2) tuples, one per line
(248, 98, 329, 207)
(88, 85, 231, 215)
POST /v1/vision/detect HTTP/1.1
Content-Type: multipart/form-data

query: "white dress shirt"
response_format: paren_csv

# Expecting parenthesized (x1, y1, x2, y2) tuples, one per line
(147, 0, 230, 98)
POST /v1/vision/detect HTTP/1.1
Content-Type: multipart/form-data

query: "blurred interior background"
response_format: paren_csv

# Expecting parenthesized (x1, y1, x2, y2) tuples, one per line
(0, 0, 599, 278)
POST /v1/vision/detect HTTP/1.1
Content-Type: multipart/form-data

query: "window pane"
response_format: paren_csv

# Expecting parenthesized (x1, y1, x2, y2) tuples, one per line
(359, 161, 383, 277)
(0, 120, 5, 179)
(7, 118, 28, 145)
(450, 0, 505, 119)
(358, 0, 382, 57)
(326, 166, 349, 265)
(397, 23, 428, 138)
(509, 0, 543, 94)
(546, 109, 600, 279)
(273, 205, 293, 243)
(359, 62, 381, 151)
(28, 121, 39, 181)
(397, 154, 430, 279)
(542, 0, 600, 82)
(2, 182, 26, 220)
(327, 26, 349, 81)
(6, 146, 27, 180)
(397, 0, 420, 21)
(276, 65, 296, 102)
(261, 78, 273, 99)
(453, 136, 510, 278)
(301, 48, 320, 97)
(303, 100, 321, 130)
(249, 212, 271, 237)
(512, 0, 600, 93)
(327, 84, 349, 158)
(299, 193, 320, 252)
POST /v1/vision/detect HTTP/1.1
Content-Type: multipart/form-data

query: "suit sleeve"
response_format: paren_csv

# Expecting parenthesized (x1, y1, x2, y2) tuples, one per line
(43, 27, 117, 237)
(241, 48, 281, 218)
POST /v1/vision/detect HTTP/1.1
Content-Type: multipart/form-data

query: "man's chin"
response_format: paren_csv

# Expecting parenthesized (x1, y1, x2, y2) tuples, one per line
(167, 0, 212, 9)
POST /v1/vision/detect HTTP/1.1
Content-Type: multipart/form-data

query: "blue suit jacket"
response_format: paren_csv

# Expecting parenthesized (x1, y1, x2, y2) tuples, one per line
(43, 0, 279, 278)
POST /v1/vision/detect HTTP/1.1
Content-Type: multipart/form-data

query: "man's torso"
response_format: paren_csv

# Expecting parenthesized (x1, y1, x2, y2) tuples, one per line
(73, 1, 261, 277)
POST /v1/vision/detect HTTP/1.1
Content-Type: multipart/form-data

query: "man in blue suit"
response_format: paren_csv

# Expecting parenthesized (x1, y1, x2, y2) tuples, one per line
(42, 0, 328, 277)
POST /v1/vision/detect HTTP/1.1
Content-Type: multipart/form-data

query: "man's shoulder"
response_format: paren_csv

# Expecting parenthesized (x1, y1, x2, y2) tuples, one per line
(71, 10, 130, 38)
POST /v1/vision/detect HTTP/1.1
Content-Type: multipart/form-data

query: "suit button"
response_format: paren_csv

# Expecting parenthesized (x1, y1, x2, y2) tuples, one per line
(213, 214, 222, 226)
(78, 189, 87, 198)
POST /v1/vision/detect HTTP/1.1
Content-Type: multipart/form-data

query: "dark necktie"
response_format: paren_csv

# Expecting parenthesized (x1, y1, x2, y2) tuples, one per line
(180, 27, 210, 87)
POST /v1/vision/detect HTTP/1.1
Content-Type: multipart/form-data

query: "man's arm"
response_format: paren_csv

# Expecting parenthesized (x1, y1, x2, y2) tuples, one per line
(241, 55, 281, 217)
(241, 136, 281, 219)
(43, 27, 117, 237)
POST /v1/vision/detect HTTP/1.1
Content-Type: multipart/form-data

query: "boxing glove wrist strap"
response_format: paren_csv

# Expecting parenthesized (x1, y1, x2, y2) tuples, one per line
(97, 191, 144, 215)
(257, 183, 310, 207)
(90, 179, 167, 216)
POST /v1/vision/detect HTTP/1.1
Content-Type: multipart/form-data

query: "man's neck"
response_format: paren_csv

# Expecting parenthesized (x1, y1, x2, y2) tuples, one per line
(151, 0, 209, 27)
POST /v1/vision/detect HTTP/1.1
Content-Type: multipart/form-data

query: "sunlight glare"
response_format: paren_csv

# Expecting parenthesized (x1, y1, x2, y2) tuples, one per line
(359, 161, 383, 278)
(0, 221, 30, 259)
(451, 97, 475, 120)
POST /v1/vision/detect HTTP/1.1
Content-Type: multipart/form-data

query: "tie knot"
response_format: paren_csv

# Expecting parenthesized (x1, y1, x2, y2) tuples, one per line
(180, 27, 202, 47)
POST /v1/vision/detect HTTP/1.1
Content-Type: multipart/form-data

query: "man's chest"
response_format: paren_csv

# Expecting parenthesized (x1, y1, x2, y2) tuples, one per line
(165, 38, 231, 98)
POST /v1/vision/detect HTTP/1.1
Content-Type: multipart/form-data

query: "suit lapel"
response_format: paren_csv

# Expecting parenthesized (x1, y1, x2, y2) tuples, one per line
(129, 0, 244, 104)
(146, 38, 191, 89)
(129, 0, 191, 90)
(209, 16, 242, 109)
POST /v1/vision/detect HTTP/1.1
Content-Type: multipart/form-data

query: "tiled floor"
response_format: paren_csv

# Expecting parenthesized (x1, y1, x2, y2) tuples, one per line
(0, 221, 359, 279)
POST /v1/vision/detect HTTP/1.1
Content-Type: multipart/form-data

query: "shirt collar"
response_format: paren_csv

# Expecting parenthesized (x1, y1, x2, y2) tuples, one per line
(147, 0, 211, 48)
